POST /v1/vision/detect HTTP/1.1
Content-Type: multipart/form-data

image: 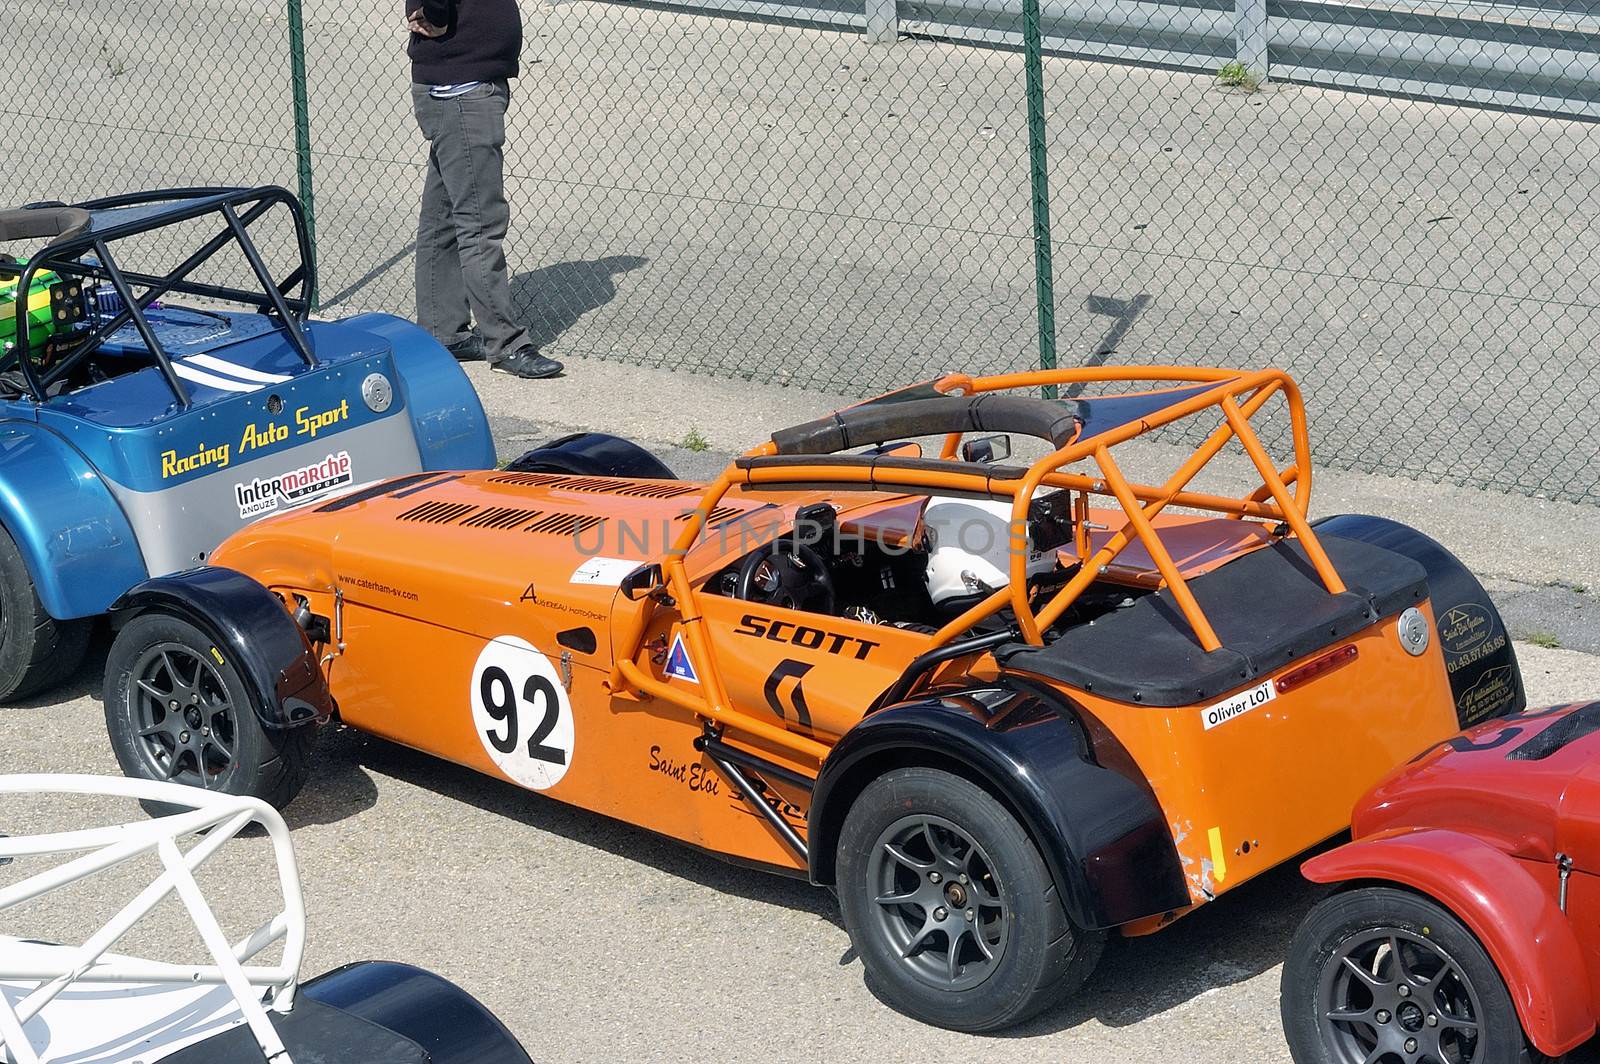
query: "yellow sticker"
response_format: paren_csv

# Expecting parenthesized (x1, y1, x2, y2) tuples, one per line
(210, 646, 225, 666)
(1208, 826, 1228, 884)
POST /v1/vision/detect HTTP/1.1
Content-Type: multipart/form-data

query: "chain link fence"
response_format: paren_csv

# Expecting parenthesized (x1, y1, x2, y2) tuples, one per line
(5, 0, 1598, 504)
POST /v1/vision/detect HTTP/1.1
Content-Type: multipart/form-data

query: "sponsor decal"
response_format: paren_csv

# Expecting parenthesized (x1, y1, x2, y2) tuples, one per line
(161, 441, 230, 478)
(1445, 632, 1508, 675)
(569, 556, 642, 586)
(295, 398, 350, 439)
(648, 745, 722, 797)
(338, 573, 419, 602)
(235, 451, 353, 518)
(162, 399, 354, 479)
(1438, 603, 1494, 655)
(238, 420, 289, 454)
(732, 612, 880, 661)
(1457, 663, 1517, 725)
(665, 633, 700, 684)
(1201, 678, 1277, 731)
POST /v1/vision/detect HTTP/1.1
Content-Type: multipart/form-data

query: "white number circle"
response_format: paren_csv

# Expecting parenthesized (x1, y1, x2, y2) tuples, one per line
(470, 635, 574, 790)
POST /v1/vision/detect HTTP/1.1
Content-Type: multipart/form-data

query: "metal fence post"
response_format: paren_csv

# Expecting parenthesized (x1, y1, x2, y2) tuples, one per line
(1022, 0, 1057, 395)
(287, 0, 319, 307)
(865, 0, 898, 44)
(1235, 0, 1269, 82)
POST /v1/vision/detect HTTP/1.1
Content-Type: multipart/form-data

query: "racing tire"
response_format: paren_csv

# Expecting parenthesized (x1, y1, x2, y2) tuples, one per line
(836, 766, 1105, 1032)
(103, 612, 316, 814)
(1282, 886, 1536, 1064)
(0, 524, 91, 702)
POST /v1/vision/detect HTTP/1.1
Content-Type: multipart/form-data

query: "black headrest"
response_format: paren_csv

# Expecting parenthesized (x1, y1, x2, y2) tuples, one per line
(0, 206, 91, 243)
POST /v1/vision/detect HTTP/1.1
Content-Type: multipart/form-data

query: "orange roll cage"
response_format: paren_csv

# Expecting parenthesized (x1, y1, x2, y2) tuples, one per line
(611, 366, 1344, 768)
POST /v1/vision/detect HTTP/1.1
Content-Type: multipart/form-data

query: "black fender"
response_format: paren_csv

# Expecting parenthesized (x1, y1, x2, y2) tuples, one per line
(109, 566, 331, 729)
(1314, 514, 1525, 727)
(302, 961, 533, 1064)
(505, 431, 676, 479)
(808, 681, 1190, 931)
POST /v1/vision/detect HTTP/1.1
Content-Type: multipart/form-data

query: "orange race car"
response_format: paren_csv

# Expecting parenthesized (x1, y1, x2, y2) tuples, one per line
(96, 366, 1523, 1031)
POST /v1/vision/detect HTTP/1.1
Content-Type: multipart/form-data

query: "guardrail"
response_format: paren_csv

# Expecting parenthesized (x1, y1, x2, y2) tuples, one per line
(620, 0, 1600, 119)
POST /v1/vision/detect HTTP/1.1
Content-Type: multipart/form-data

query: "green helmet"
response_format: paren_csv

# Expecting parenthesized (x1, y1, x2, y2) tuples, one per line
(0, 264, 88, 361)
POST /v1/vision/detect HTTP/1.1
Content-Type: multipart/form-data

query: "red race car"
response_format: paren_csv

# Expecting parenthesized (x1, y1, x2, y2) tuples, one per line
(1281, 700, 1600, 1064)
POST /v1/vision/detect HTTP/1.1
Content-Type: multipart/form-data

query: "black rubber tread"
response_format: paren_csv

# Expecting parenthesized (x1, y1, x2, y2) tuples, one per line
(0, 523, 92, 702)
(837, 766, 1105, 1032)
(103, 612, 317, 812)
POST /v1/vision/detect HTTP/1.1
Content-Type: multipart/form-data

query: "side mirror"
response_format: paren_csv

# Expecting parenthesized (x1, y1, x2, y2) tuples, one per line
(961, 434, 1012, 464)
(620, 563, 665, 602)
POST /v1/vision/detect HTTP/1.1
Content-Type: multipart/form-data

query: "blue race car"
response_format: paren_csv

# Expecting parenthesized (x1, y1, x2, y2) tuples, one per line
(0, 186, 494, 700)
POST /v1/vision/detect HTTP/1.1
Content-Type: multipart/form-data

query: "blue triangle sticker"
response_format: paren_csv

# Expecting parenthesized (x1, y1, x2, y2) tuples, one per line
(665, 633, 699, 684)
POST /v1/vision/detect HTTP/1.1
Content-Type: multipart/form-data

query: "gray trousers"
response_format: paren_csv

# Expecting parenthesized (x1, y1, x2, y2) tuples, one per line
(412, 80, 531, 360)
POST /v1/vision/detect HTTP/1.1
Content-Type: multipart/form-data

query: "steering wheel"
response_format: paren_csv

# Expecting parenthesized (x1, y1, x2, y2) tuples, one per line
(735, 540, 836, 615)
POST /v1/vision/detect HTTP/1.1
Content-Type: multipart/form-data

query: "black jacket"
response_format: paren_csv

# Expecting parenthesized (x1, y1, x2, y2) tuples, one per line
(407, 0, 521, 85)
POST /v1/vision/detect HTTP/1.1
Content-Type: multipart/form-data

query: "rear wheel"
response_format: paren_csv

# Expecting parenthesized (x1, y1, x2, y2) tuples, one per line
(836, 766, 1105, 1031)
(1282, 886, 1533, 1064)
(103, 612, 315, 812)
(0, 524, 91, 702)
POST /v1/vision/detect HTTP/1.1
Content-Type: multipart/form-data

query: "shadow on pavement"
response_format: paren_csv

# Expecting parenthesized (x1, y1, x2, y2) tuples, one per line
(335, 729, 835, 920)
(328, 729, 1344, 1035)
(510, 255, 649, 350)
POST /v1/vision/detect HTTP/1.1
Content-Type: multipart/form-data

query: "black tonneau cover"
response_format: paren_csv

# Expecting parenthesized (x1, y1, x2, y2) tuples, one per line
(997, 533, 1428, 706)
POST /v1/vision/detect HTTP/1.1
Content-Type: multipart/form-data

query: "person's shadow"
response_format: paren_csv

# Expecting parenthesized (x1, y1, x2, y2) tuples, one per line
(509, 255, 648, 349)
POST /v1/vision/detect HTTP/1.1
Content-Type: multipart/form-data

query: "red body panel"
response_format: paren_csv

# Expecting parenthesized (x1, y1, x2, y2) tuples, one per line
(1303, 827, 1594, 1056)
(1304, 701, 1600, 1057)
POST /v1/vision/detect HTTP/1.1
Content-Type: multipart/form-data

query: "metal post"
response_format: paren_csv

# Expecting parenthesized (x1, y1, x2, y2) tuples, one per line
(1022, 0, 1057, 397)
(865, 0, 899, 44)
(1235, 0, 1269, 82)
(286, 0, 319, 308)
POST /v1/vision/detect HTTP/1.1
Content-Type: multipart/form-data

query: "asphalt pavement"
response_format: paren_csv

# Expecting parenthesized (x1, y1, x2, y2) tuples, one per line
(3, 362, 1599, 1063)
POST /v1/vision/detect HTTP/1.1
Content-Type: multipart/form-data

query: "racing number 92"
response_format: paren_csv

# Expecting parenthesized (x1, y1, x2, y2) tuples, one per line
(480, 666, 566, 765)
(470, 635, 575, 790)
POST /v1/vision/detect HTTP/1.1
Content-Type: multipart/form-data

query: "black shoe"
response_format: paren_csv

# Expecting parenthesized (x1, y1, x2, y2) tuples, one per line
(490, 346, 564, 379)
(446, 334, 486, 362)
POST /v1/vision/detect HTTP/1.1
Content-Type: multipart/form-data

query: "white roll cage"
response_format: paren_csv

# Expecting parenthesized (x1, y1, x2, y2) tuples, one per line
(0, 775, 306, 1064)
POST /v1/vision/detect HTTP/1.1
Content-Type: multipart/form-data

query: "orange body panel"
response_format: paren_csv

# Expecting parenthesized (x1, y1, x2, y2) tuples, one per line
(207, 364, 1474, 928)
(1033, 608, 1457, 905)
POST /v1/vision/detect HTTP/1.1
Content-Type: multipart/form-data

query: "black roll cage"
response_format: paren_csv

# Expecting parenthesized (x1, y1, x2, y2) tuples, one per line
(0, 186, 318, 406)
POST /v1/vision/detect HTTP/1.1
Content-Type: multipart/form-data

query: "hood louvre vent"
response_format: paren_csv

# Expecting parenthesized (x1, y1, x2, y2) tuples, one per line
(527, 512, 606, 536)
(462, 506, 544, 530)
(397, 500, 478, 524)
(675, 505, 744, 525)
(487, 471, 566, 487)
(486, 471, 698, 500)
(395, 495, 607, 537)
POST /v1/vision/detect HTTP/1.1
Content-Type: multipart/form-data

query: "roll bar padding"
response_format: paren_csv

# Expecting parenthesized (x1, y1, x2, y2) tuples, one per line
(0, 206, 90, 243)
(771, 394, 1083, 455)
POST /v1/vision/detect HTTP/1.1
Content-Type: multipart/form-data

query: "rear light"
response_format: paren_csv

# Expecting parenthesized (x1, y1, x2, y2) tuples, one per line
(1274, 644, 1358, 693)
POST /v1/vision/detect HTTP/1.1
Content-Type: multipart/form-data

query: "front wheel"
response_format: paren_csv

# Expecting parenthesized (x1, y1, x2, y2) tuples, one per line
(0, 524, 90, 702)
(1282, 886, 1534, 1064)
(103, 612, 315, 813)
(836, 766, 1105, 1032)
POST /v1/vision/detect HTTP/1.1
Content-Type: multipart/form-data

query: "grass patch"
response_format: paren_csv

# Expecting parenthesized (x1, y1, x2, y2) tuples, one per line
(1217, 61, 1262, 91)
(1525, 630, 1562, 649)
(681, 427, 710, 452)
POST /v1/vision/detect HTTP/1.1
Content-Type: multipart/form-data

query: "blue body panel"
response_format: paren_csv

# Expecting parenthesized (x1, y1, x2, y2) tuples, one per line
(0, 420, 148, 619)
(0, 307, 494, 620)
(36, 313, 407, 493)
(344, 312, 496, 470)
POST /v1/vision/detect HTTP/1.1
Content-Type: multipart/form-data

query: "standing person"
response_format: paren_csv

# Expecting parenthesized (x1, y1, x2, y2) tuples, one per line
(407, 0, 562, 378)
